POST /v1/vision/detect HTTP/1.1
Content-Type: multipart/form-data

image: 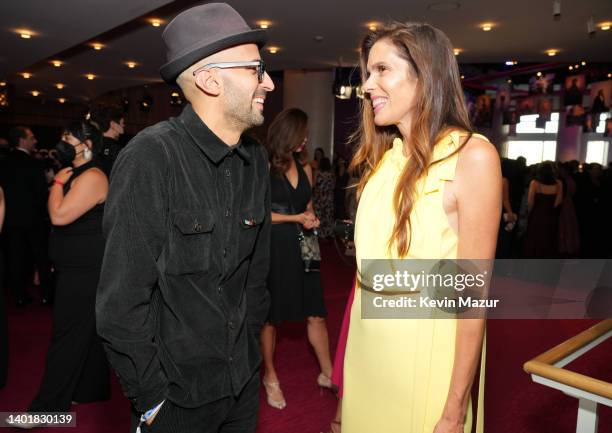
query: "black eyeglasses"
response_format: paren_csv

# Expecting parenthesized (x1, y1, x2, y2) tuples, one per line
(192, 60, 266, 83)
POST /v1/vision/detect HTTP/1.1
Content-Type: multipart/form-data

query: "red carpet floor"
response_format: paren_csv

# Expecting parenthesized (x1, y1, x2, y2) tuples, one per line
(0, 243, 610, 432)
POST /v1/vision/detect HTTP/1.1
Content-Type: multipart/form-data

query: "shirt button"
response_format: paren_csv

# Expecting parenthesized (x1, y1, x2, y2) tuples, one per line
(218, 286, 223, 294)
(225, 209, 231, 217)
(225, 169, 231, 177)
(228, 321, 235, 329)
(229, 356, 234, 362)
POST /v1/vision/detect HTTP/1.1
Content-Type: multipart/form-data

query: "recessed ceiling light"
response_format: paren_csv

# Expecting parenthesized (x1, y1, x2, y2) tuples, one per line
(267, 46, 279, 54)
(91, 43, 104, 50)
(505, 60, 516, 66)
(258, 21, 271, 29)
(569, 66, 573, 70)
(581, 61, 586, 66)
(367, 22, 380, 31)
(86, 74, 96, 80)
(453, 48, 461, 56)
(608, 73, 612, 78)
(600, 22, 611, 31)
(56, 83, 65, 90)
(150, 18, 163, 27)
(536, 71, 542, 77)
(171, 92, 180, 97)
(0, 81, 6, 87)
(546, 49, 557, 56)
(126, 61, 137, 69)
(427, 2, 460, 11)
(481, 23, 493, 31)
(51, 60, 63, 67)
(31, 90, 40, 96)
(22, 72, 31, 79)
(507, 79, 512, 84)
(20, 31, 32, 39)
(460, 75, 465, 79)
(58, 98, 66, 104)
(575, 64, 579, 68)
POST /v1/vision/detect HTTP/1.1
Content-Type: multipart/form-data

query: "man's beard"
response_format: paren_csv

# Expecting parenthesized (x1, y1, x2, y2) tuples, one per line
(223, 78, 264, 132)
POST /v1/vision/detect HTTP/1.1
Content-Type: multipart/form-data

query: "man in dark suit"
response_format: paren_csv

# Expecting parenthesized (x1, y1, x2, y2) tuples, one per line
(0, 126, 51, 306)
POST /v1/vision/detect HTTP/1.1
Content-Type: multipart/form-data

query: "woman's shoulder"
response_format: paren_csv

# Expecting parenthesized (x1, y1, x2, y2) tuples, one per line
(73, 167, 108, 187)
(455, 134, 499, 170)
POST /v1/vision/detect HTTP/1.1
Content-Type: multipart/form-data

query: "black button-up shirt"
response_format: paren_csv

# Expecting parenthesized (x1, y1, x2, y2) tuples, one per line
(96, 104, 271, 412)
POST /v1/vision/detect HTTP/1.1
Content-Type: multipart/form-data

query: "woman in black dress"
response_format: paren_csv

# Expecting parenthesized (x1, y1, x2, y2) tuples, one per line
(23, 121, 110, 423)
(261, 108, 333, 410)
(522, 161, 563, 258)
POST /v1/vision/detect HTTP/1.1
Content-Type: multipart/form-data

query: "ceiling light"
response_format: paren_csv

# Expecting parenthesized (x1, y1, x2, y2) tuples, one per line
(126, 61, 137, 69)
(460, 75, 465, 79)
(56, 83, 65, 90)
(507, 79, 512, 84)
(51, 60, 63, 67)
(608, 73, 612, 78)
(454, 48, 461, 56)
(546, 49, 557, 56)
(150, 19, 162, 27)
(575, 64, 579, 68)
(91, 43, 104, 50)
(505, 60, 516, 66)
(22, 72, 31, 79)
(31, 90, 40, 97)
(481, 23, 493, 31)
(601, 23, 611, 31)
(267, 46, 279, 54)
(569, 66, 573, 70)
(536, 72, 542, 77)
(20, 31, 32, 39)
(258, 21, 270, 29)
(367, 22, 379, 31)
(58, 98, 66, 104)
(581, 61, 586, 66)
(171, 92, 180, 97)
(86, 74, 96, 80)
(0, 82, 6, 87)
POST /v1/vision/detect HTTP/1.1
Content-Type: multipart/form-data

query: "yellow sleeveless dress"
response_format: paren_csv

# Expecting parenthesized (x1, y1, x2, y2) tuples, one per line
(342, 130, 487, 433)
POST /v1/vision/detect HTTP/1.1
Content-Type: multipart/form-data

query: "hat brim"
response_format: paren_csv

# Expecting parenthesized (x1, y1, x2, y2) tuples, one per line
(160, 29, 267, 84)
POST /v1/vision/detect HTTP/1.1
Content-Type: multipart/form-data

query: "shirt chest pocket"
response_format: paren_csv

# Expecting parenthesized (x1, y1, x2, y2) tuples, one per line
(238, 207, 266, 260)
(166, 210, 215, 275)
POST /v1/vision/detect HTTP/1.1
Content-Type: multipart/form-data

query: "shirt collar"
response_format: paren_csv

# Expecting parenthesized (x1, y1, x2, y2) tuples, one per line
(179, 104, 251, 164)
(16, 147, 31, 156)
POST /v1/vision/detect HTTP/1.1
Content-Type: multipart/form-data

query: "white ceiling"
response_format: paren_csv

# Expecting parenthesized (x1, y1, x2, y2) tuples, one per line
(1, 0, 611, 104)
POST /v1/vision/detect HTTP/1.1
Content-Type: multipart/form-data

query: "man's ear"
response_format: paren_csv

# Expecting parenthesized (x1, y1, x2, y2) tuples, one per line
(194, 69, 222, 96)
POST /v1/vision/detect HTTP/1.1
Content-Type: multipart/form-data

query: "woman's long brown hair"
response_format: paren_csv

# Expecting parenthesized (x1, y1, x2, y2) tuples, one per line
(265, 108, 308, 175)
(349, 22, 474, 256)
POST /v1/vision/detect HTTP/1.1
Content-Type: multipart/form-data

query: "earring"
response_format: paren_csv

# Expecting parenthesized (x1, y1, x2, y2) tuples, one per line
(83, 147, 93, 161)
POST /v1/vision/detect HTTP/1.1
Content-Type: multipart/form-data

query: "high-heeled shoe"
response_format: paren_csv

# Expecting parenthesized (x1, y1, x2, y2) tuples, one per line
(262, 379, 287, 409)
(317, 372, 333, 390)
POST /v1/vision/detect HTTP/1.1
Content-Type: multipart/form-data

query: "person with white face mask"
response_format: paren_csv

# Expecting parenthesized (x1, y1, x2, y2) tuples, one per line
(14, 120, 110, 428)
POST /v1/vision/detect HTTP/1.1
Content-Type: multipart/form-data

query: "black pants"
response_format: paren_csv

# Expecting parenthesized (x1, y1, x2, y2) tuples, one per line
(2, 225, 51, 301)
(28, 234, 110, 411)
(131, 371, 260, 433)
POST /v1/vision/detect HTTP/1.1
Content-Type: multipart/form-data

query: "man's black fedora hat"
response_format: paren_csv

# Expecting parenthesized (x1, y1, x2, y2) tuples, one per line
(160, 2, 267, 84)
